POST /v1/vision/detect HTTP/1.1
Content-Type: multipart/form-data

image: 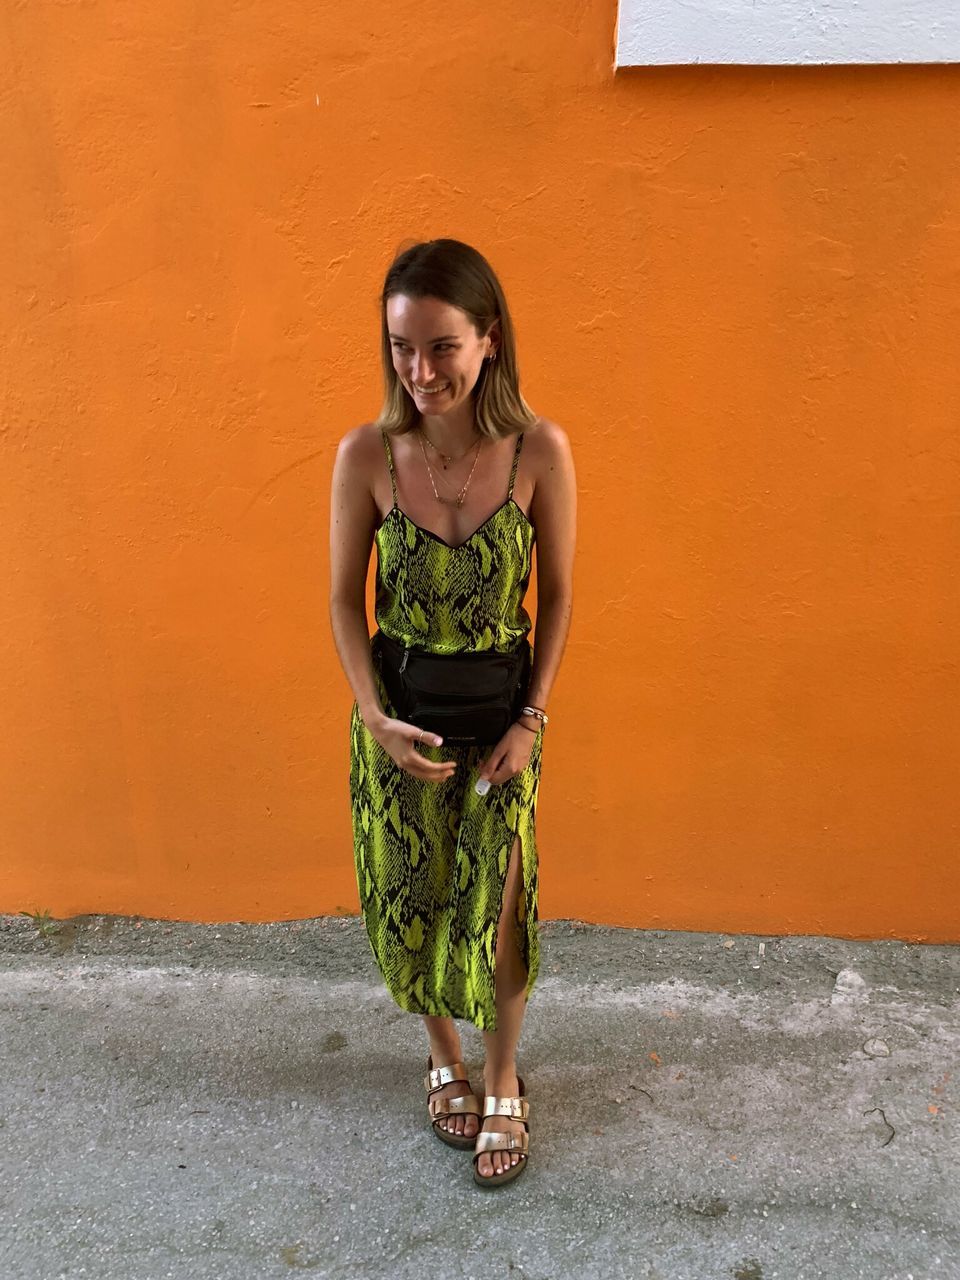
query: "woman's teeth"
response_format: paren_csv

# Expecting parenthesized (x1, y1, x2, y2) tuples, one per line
(415, 384, 449, 395)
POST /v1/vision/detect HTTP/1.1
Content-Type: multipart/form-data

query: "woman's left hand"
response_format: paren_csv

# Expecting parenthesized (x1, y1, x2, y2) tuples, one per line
(478, 722, 538, 786)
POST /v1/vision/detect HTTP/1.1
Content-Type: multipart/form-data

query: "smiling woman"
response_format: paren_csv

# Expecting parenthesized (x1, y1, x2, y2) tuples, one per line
(328, 238, 577, 1189)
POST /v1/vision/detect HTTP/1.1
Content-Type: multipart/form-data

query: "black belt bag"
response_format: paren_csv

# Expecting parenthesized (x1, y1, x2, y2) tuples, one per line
(374, 630, 532, 746)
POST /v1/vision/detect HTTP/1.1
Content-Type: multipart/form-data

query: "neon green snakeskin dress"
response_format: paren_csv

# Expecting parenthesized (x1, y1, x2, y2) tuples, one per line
(348, 428, 542, 1032)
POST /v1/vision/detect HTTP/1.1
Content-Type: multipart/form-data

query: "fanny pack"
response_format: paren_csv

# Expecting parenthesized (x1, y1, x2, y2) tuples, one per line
(374, 630, 532, 747)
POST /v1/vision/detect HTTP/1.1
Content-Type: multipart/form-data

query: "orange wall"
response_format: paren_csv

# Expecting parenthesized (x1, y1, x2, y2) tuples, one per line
(3, 4, 959, 940)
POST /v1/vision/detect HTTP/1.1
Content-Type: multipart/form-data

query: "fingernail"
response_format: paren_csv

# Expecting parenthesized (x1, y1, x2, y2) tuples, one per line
(474, 778, 491, 796)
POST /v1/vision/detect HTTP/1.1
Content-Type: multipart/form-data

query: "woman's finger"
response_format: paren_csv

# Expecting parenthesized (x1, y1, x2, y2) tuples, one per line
(405, 747, 456, 781)
(390, 757, 447, 780)
(480, 748, 506, 781)
(412, 754, 456, 773)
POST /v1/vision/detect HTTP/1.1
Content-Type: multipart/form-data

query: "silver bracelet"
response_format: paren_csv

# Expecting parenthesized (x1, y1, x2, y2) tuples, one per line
(519, 705, 549, 726)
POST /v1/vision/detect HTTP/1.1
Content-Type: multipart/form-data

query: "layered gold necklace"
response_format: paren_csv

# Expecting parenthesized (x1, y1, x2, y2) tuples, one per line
(416, 428, 483, 508)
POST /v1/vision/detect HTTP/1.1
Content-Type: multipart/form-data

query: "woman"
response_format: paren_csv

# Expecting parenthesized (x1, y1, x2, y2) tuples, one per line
(328, 238, 576, 1187)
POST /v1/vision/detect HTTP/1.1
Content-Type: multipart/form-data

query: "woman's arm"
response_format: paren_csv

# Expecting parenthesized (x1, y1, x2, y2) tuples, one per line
(328, 426, 387, 731)
(330, 426, 457, 784)
(524, 420, 577, 713)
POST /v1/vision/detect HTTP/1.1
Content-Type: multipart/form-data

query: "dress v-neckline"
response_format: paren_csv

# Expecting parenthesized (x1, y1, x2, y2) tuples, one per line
(378, 497, 532, 551)
(378, 428, 529, 550)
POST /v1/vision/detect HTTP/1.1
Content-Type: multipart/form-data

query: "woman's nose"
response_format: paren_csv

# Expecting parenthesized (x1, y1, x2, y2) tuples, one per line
(411, 354, 434, 383)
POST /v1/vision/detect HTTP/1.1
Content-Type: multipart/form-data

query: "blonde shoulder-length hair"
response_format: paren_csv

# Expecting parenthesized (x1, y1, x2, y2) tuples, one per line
(373, 238, 539, 441)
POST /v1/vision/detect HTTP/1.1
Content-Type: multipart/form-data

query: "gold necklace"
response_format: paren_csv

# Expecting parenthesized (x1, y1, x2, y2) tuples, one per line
(416, 432, 483, 507)
(422, 433, 481, 500)
(418, 427, 481, 468)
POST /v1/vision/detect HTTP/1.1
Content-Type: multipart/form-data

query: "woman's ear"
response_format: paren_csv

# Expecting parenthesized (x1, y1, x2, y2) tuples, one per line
(486, 319, 502, 359)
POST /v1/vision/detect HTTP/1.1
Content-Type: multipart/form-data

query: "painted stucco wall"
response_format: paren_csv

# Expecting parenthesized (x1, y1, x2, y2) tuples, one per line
(3, 2, 958, 940)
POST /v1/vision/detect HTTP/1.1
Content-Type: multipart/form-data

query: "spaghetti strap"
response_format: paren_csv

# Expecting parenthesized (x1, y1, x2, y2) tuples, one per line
(380, 430, 398, 506)
(507, 432, 524, 501)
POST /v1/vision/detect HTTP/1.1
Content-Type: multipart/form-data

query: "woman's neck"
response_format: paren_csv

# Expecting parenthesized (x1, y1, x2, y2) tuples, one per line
(416, 406, 481, 453)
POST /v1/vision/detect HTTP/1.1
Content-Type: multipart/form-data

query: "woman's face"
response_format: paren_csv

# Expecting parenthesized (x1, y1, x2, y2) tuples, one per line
(386, 293, 497, 417)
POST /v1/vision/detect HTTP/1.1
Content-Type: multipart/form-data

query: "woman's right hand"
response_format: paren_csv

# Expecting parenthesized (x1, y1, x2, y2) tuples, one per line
(369, 715, 458, 783)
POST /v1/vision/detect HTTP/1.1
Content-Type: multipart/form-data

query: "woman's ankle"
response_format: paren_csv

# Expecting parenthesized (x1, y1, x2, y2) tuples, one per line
(428, 1040, 464, 1067)
(483, 1064, 520, 1094)
(423, 1016, 464, 1067)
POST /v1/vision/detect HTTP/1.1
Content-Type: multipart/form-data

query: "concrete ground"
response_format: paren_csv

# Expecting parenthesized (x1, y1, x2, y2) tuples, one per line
(0, 914, 957, 1280)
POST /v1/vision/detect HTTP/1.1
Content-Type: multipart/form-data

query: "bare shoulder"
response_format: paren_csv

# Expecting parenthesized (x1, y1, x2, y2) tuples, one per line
(330, 424, 386, 542)
(525, 415, 568, 442)
(524, 416, 571, 454)
(333, 421, 387, 484)
(336, 420, 383, 461)
(523, 417, 575, 483)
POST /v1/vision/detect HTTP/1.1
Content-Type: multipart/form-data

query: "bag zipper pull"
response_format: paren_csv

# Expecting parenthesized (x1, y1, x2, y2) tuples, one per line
(400, 646, 410, 674)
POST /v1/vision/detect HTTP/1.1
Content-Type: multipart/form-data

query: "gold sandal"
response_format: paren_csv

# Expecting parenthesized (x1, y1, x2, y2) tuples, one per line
(424, 1057, 484, 1151)
(472, 1077, 529, 1187)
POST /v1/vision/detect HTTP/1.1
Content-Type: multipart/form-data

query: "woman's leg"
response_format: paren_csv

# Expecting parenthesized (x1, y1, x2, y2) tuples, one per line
(423, 1014, 480, 1140)
(477, 831, 529, 1178)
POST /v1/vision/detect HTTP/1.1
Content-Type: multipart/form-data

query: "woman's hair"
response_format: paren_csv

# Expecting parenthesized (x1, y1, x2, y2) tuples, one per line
(373, 238, 539, 439)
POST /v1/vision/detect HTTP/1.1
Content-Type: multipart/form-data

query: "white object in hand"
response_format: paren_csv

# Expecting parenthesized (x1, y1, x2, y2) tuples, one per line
(474, 777, 491, 796)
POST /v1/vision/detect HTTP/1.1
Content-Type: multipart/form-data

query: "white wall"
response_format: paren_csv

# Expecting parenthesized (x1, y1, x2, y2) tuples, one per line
(616, 0, 960, 66)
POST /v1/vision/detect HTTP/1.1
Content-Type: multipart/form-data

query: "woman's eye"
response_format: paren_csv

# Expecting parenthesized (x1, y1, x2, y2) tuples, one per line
(392, 344, 456, 353)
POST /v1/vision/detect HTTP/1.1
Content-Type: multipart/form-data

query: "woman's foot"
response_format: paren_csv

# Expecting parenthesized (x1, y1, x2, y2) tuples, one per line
(475, 1070, 527, 1179)
(426, 1055, 481, 1142)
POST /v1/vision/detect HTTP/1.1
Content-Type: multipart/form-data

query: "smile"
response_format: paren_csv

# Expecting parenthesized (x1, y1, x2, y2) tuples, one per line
(414, 383, 450, 395)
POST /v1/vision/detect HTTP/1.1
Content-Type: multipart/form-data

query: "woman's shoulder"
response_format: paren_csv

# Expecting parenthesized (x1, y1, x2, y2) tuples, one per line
(522, 417, 573, 471)
(334, 421, 391, 472)
(331, 424, 394, 506)
(336, 421, 385, 453)
(523, 416, 569, 445)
